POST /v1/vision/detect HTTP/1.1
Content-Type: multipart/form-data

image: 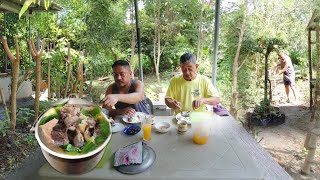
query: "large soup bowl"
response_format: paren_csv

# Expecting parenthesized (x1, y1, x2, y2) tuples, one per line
(35, 98, 112, 174)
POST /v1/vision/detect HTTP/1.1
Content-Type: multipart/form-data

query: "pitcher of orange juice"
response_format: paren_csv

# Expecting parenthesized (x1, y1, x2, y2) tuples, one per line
(190, 111, 213, 145)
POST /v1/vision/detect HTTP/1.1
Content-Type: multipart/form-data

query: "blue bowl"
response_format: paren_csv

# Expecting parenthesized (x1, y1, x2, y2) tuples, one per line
(122, 125, 141, 136)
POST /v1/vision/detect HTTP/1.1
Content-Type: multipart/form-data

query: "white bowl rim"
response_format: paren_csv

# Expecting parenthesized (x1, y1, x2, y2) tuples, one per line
(35, 107, 112, 160)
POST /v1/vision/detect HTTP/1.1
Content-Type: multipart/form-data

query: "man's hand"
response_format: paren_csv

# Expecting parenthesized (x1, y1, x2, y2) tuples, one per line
(172, 100, 182, 110)
(192, 98, 204, 110)
(101, 94, 119, 107)
(122, 107, 136, 117)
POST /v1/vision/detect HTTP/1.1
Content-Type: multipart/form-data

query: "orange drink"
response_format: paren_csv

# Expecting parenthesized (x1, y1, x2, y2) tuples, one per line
(193, 134, 209, 145)
(190, 112, 213, 145)
(142, 124, 152, 141)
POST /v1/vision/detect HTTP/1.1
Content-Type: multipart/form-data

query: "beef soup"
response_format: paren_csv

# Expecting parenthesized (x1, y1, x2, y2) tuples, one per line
(35, 102, 112, 174)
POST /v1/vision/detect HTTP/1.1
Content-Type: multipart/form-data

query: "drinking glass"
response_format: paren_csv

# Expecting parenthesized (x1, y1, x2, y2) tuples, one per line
(141, 116, 152, 141)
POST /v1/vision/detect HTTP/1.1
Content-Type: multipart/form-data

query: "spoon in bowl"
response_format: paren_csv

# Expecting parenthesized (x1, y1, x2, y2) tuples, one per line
(181, 111, 190, 117)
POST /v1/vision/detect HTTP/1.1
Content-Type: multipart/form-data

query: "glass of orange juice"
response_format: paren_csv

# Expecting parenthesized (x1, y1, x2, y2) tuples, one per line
(141, 116, 152, 141)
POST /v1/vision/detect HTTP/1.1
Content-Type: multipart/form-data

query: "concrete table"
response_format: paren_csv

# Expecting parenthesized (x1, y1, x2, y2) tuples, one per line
(38, 115, 292, 180)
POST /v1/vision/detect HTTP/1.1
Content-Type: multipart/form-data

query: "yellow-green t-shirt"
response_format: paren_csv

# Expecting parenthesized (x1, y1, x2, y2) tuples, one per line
(165, 74, 219, 114)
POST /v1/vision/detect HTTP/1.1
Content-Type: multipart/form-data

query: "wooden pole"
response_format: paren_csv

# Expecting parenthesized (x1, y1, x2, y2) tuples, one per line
(308, 30, 313, 111)
(2, 36, 20, 131)
(302, 20, 320, 175)
(28, 39, 45, 120)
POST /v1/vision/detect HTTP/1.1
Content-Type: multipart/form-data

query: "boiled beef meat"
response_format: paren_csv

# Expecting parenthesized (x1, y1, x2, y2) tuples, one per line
(60, 105, 81, 119)
(73, 129, 85, 147)
(51, 122, 69, 146)
(86, 118, 96, 128)
(39, 118, 59, 146)
(64, 116, 79, 128)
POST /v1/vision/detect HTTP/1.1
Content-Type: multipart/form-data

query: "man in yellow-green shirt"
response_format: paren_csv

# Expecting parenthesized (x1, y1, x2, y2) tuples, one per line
(165, 53, 221, 114)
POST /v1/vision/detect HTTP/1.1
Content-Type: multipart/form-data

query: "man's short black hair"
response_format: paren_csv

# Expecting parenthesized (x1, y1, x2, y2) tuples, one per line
(180, 53, 196, 64)
(112, 60, 130, 69)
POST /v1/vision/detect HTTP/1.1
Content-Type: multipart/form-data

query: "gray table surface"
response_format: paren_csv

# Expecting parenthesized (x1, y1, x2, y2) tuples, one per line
(38, 114, 293, 180)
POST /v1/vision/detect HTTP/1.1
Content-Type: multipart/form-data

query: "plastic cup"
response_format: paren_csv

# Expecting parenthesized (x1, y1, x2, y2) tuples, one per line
(142, 117, 152, 141)
(190, 111, 213, 145)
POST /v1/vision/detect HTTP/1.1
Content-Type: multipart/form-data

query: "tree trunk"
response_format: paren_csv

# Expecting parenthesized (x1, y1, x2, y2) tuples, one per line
(156, 26, 161, 84)
(28, 39, 45, 120)
(35, 59, 41, 117)
(129, 0, 135, 66)
(230, 0, 247, 118)
(47, 42, 52, 99)
(47, 58, 51, 99)
(152, 0, 157, 75)
(72, 62, 81, 94)
(64, 43, 72, 98)
(264, 51, 271, 110)
(2, 36, 20, 131)
(79, 62, 84, 98)
(197, 0, 204, 62)
(154, 0, 161, 84)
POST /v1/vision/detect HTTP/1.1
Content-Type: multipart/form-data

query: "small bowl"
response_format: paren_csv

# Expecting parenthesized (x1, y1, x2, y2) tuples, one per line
(154, 122, 171, 133)
(122, 125, 141, 136)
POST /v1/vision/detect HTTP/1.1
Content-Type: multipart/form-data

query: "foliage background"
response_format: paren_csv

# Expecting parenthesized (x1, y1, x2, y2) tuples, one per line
(1, 0, 319, 108)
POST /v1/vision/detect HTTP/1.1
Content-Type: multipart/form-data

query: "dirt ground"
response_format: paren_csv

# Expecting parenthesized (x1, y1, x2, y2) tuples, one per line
(0, 98, 38, 180)
(254, 78, 320, 180)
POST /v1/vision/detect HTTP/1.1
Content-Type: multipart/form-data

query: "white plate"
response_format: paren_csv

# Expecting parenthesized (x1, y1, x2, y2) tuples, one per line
(112, 123, 125, 133)
(120, 112, 147, 124)
(175, 113, 191, 124)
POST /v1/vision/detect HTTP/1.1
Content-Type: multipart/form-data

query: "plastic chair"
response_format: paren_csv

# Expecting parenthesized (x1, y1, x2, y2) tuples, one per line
(145, 97, 154, 114)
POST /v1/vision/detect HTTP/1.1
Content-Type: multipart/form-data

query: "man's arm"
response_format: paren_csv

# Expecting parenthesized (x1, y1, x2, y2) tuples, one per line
(102, 85, 118, 117)
(102, 80, 145, 107)
(192, 96, 221, 110)
(278, 61, 288, 75)
(102, 84, 137, 118)
(116, 80, 145, 103)
(192, 76, 221, 110)
(165, 98, 181, 110)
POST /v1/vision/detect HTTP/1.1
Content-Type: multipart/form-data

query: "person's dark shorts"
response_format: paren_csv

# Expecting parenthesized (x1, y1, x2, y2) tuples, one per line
(283, 74, 295, 86)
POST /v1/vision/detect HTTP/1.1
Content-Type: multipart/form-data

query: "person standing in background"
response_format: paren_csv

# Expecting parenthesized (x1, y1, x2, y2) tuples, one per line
(277, 52, 296, 103)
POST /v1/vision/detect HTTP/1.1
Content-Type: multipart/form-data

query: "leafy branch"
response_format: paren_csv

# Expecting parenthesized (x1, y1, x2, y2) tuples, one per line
(19, 0, 50, 18)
